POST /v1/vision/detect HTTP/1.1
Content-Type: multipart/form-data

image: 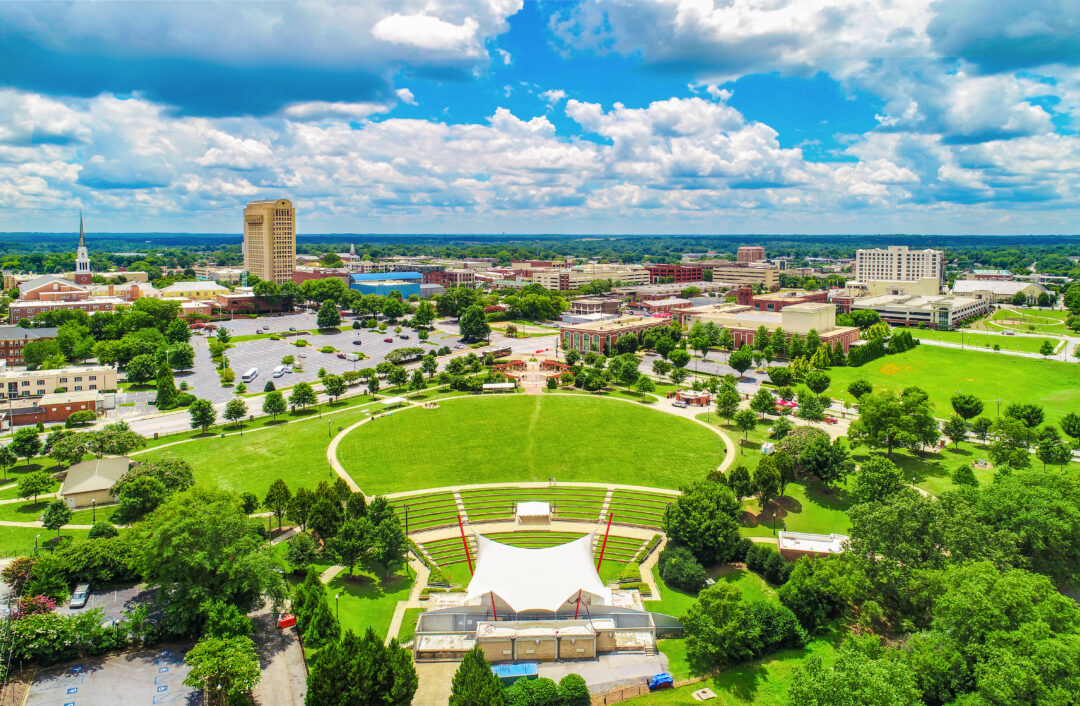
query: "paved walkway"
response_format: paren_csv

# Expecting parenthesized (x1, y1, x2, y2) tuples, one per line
(383, 558, 430, 646)
(250, 608, 307, 706)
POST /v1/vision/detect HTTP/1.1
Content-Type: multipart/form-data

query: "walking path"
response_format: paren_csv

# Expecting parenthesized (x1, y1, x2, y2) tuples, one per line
(383, 558, 430, 646)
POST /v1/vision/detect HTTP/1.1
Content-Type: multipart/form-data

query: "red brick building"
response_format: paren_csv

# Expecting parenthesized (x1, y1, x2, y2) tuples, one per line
(644, 264, 705, 284)
(4, 391, 99, 427)
(427, 269, 476, 288)
(737, 246, 766, 264)
(9, 298, 123, 323)
(560, 316, 671, 355)
(291, 267, 350, 285)
(733, 287, 829, 312)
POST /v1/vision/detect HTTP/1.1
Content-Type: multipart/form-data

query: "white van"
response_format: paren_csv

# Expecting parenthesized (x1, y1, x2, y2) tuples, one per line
(273, 365, 286, 378)
(241, 367, 259, 383)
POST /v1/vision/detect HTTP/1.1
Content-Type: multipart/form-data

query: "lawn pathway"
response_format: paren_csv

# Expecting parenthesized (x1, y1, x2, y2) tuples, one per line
(383, 558, 430, 646)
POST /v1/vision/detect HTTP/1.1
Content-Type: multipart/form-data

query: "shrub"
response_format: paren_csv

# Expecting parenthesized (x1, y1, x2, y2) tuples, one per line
(65, 410, 96, 428)
(174, 392, 196, 407)
(295, 339, 308, 347)
(88, 521, 119, 539)
(658, 544, 707, 593)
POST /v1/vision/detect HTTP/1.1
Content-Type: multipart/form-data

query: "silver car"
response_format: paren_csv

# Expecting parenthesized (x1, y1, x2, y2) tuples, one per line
(70, 583, 90, 609)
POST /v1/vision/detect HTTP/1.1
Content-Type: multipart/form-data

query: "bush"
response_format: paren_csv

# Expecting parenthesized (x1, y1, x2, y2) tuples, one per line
(88, 521, 119, 539)
(658, 544, 707, 593)
(264, 381, 276, 392)
(295, 339, 308, 347)
(174, 392, 196, 407)
(352, 321, 361, 329)
(65, 410, 96, 428)
(731, 537, 754, 563)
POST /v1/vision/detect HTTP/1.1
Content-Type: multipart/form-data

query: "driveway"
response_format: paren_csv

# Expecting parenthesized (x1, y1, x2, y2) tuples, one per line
(55, 584, 155, 623)
(25, 644, 199, 706)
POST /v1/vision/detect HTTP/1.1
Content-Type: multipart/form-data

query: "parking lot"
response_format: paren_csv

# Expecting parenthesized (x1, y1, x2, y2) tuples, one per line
(26, 644, 198, 706)
(55, 584, 155, 623)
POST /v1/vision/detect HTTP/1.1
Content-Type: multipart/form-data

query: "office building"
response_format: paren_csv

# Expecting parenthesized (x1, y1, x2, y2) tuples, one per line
(737, 246, 766, 264)
(837, 294, 990, 329)
(734, 287, 829, 312)
(0, 365, 116, 399)
(674, 302, 860, 352)
(854, 246, 943, 285)
(696, 261, 780, 289)
(559, 316, 671, 355)
(243, 199, 296, 284)
(0, 326, 58, 366)
(644, 264, 705, 284)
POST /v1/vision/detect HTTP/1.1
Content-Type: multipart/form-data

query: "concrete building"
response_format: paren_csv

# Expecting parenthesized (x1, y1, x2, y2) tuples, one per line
(560, 316, 671, 354)
(60, 456, 130, 509)
(568, 297, 621, 316)
(243, 199, 296, 284)
(194, 266, 247, 284)
(0, 365, 116, 399)
(614, 281, 728, 301)
(737, 246, 766, 264)
(838, 277, 942, 298)
(427, 269, 476, 288)
(349, 272, 422, 298)
(532, 266, 650, 291)
(635, 297, 693, 315)
(840, 294, 990, 329)
(697, 261, 780, 289)
(291, 266, 350, 285)
(854, 246, 943, 285)
(0, 326, 58, 366)
(967, 269, 1013, 282)
(644, 264, 705, 284)
(951, 279, 1048, 303)
(734, 287, 829, 312)
(675, 302, 860, 352)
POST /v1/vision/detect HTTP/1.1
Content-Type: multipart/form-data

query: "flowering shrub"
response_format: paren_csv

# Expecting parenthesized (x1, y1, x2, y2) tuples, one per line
(13, 595, 56, 618)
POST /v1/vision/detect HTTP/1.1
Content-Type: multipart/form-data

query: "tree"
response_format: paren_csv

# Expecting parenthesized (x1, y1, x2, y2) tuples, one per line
(754, 455, 781, 509)
(309, 496, 343, 541)
(11, 427, 42, 466)
(449, 645, 506, 706)
(1036, 426, 1071, 470)
(971, 416, 994, 446)
(286, 532, 318, 574)
(683, 583, 805, 669)
(412, 301, 436, 327)
(367, 376, 380, 398)
(788, 647, 921, 706)
(726, 465, 754, 502)
(40, 498, 72, 537)
(715, 383, 741, 422)
(317, 300, 341, 329)
(557, 674, 590, 706)
(663, 480, 741, 564)
(17, 470, 52, 502)
(668, 348, 691, 369)
(1040, 340, 1055, 357)
(770, 415, 794, 441)
(1005, 402, 1044, 428)
(264, 479, 291, 531)
(408, 369, 428, 395)
(989, 416, 1035, 470)
(805, 370, 831, 395)
(48, 432, 87, 469)
(734, 409, 757, 451)
(942, 415, 968, 448)
(215, 326, 231, 345)
(421, 356, 438, 378)
(848, 389, 935, 458)
(307, 630, 417, 706)
(125, 353, 157, 384)
(133, 487, 286, 634)
(116, 475, 168, 521)
(851, 454, 906, 505)
(634, 375, 655, 398)
(795, 391, 825, 422)
(728, 347, 753, 377)
(183, 636, 261, 706)
(323, 374, 347, 402)
(287, 488, 315, 531)
(750, 387, 775, 419)
(188, 399, 217, 432)
(331, 518, 369, 576)
(262, 390, 286, 420)
(0, 445, 16, 480)
(458, 304, 490, 342)
(224, 398, 247, 429)
(950, 392, 983, 420)
(289, 382, 317, 410)
(848, 379, 872, 399)
(387, 365, 408, 390)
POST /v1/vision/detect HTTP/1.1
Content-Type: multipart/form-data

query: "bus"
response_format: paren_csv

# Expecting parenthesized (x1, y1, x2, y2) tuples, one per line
(241, 367, 259, 383)
(490, 347, 513, 359)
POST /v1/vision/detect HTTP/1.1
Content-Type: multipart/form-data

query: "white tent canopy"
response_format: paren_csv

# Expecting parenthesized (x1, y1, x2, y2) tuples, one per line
(515, 501, 550, 519)
(465, 534, 611, 613)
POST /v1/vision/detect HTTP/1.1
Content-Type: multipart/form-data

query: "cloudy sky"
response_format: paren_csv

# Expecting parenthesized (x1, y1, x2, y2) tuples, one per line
(2, 0, 1080, 235)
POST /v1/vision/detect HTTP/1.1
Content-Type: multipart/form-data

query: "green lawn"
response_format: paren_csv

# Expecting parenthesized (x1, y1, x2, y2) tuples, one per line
(738, 480, 853, 538)
(337, 395, 728, 494)
(397, 607, 424, 643)
(973, 307, 1073, 336)
(907, 327, 1061, 354)
(137, 402, 388, 497)
(819, 345, 1080, 425)
(625, 638, 839, 705)
(0, 526, 92, 558)
(325, 563, 414, 641)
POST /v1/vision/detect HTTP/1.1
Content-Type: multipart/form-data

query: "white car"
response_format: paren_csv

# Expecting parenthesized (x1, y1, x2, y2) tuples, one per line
(70, 583, 91, 609)
(672, 400, 688, 409)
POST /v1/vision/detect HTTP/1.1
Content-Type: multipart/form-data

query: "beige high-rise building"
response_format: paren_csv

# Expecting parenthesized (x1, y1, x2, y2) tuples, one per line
(243, 199, 295, 284)
(854, 246, 943, 285)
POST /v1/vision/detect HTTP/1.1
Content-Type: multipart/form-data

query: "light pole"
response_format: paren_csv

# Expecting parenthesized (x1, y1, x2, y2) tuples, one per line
(92, 498, 96, 523)
(771, 512, 776, 536)
(334, 594, 340, 621)
(34, 533, 40, 553)
(996, 398, 1001, 418)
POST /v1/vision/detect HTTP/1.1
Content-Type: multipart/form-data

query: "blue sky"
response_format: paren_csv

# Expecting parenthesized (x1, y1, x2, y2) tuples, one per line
(1, 0, 1079, 234)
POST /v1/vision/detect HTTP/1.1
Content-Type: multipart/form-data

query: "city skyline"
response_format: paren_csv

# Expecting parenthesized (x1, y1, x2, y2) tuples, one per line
(2, 1, 1080, 235)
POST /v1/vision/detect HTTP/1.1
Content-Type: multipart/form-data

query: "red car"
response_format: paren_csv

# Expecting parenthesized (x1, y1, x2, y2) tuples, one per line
(336, 353, 346, 359)
(383, 337, 393, 343)
(824, 416, 839, 424)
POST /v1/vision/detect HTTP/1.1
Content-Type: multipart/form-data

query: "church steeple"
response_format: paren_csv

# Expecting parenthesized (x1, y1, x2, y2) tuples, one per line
(74, 212, 92, 285)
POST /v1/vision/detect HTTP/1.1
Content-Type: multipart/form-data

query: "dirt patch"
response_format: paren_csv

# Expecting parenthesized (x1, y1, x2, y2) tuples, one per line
(877, 362, 911, 376)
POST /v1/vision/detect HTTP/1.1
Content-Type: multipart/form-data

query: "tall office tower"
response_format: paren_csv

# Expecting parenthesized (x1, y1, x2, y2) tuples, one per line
(854, 245, 943, 284)
(243, 199, 296, 284)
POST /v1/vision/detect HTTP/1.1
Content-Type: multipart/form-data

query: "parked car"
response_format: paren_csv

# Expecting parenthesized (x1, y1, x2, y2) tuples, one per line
(262, 325, 270, 331)
(288, 327, 296, 331)
(824, 416, 839, 424)
(336, 353, 346, 359)
(383, 337, 394, 343)
(70, 583, 91, 609)
(672, 400, 688, 409)
(399, 334, 409, 339)
(352, 340, 362, 346)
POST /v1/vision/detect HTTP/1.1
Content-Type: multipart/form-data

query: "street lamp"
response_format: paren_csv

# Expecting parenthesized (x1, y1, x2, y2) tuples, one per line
(328, 420, 331, 438)
(34, 533, 40, 553)
(92, 498, 96, 523)
(771, 512, 776, 536)
(334, 594, 340, 621)
(996, 398, 1002, 418)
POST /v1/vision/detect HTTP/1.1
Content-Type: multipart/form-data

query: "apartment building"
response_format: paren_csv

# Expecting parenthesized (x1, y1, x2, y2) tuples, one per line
(9, 298, 124, 323)
(854, 246, 943, 285)
(644, 264, 705, 284)
(0, 326, 58, 366)
(243, 199, 296, 284)
(737, 246, 766, 263)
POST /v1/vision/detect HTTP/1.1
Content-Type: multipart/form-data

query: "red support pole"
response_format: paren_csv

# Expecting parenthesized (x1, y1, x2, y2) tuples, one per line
(596, 513, 614, 571)
(490, 591, 498, 621)
(573, 589, 583, 619)
(458, 514, 474, 575)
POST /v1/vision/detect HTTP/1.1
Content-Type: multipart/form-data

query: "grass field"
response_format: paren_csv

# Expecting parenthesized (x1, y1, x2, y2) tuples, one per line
(337, 396, 728, 494)
(815, 345, 1080, 425)
(0, 526, 92, 558)
(908, 328, 1061, 354)
(324, 562, 414, 641)
(738, 480, 853, 537)
(397, 607, 423, 642)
